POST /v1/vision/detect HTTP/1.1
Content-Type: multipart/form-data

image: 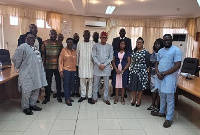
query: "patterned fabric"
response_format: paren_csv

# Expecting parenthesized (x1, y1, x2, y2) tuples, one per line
(150, 52, 158, 92)
(129, 49, 150, 90)
(12, 43, 47, 93)
(30, 45, 42, 62)
(42, 39, 63, 69)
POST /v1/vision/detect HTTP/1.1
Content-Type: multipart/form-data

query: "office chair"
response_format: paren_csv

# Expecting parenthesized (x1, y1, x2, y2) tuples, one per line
(0, 49, 11, 65)
(181, 57, 199, 76)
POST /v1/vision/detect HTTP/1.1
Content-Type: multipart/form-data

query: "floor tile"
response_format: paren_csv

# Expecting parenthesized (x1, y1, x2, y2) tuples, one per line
(51, 120, 76, 130)
(74, 130, 98, 135)
(122, 129, 146, 135)
(98, 119, 121, 130)
(99, 130, 123, 135)
(0, 112, 19, 120)
(166, 129, 192, 135)
(118, 119, 143, 129)
(26, 120, 54, 132)
(139, 119, 163, 129)
(49, 131, 74, 135)
(2, 120, 33, 132)
(13, 112, 39, 120)
(0, 121, 10, 130)
(144, 129, 169, 135)
(78, 110, 97, 119)
(0, 132, 24, 135)
(23, 131, 49, 135)
(57, 111, 78, 120)
(35, 112, 58, 120)
(76, 119, 98, 130)
(115, 110, 135, 119)
(97, 110, 117, 119)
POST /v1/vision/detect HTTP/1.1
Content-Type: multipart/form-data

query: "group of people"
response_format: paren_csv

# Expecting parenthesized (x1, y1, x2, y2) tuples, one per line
(12, 24, 182, 128)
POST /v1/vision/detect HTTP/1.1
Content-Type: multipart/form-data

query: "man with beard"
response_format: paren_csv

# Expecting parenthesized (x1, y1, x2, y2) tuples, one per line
(151, 34, 182, 128)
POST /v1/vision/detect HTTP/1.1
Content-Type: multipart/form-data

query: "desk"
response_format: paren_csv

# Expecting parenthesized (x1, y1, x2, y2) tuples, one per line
(0, 65, 20, 103)
(176, 75, 200, 104)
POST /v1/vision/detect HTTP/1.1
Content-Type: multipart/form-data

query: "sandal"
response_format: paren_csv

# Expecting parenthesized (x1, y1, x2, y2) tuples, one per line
(113, 97, 119, 104)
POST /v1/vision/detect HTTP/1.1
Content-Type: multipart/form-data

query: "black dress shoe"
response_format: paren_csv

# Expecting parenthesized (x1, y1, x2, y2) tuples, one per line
(65, 100, 72, 106)
(30, 105, 42, 111)
(57, 98, 62, 103)
(91, 99, 97, 104)
(104, 100, 111, 105)
(53, 93, 57, 98)
(151, 112, 166, 117)
(42, 99, 50, 104)
(124, 94, 127, 98)
(75, 93, 80, 97)
(131, 102, 135, 106)
(111, 93, 115, 97)
(36, 100, 40, 103)
(78, 97, 86, 102)
(23, 108, 33, 115)
(88, 98, 92, 104)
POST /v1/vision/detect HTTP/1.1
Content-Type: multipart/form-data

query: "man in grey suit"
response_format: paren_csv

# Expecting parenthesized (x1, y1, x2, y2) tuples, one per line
(111, 28, 132, 97)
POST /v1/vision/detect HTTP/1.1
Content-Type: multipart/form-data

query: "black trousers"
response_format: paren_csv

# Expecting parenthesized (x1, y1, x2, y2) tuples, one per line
(45, 69, 61, 99)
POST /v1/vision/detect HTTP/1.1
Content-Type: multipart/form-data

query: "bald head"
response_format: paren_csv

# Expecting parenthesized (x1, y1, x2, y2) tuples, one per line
(119, 28, 126, 38)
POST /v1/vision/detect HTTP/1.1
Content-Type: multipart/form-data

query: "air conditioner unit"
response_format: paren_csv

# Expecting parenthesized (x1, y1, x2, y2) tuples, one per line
(172, 33, 187, 60)
(85, 20, 106, 28)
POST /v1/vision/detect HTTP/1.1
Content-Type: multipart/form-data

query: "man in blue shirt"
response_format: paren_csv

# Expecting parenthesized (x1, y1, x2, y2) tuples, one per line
(151, 34, 182, 128)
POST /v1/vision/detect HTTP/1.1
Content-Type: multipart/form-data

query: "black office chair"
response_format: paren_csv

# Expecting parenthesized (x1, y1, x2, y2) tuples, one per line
(0, 49, 11, 65)
(181, 57, 199, 76)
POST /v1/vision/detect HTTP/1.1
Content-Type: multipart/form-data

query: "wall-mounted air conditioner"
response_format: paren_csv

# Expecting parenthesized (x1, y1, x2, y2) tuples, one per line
(85, 20, 106, 28)
(172, 33, 187, 60)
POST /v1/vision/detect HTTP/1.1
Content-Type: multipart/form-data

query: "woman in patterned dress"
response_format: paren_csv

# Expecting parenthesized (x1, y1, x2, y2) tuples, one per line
(147, 38, 164, 112)
(128, 37, 150, 107)
(112, 39, 131, 105)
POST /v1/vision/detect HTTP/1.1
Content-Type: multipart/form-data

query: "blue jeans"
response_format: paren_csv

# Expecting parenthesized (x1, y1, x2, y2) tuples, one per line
(159, 92, 175, 121)
(63, 70, 76, 100)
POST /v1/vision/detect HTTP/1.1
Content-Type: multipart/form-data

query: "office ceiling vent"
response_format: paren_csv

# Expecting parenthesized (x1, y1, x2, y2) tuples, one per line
(85, 20, 106, 28)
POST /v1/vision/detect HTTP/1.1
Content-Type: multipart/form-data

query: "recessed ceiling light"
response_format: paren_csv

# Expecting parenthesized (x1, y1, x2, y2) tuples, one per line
(105, 6, 116, 14)
(197, 0, 200, 6)
(89, 0, 99, 4)
(115, 1, 124, 5)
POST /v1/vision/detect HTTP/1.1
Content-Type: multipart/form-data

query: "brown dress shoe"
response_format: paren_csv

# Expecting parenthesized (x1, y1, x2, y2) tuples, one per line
(104, 100, 111, 105)
(91, 99, 97, 104)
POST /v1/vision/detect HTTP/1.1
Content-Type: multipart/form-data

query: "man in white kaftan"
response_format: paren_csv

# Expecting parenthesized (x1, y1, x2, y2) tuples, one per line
(77, 30, 94, 103)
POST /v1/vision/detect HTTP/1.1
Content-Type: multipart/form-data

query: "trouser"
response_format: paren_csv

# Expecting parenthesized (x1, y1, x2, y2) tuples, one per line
(93, 76, 109, 100)
(159, 92, 175, 121)
(63, 70, 76, 100)
(72, 66, 80, 93)
(80, 78, 93, 98)
(21, 89, 40, 110)
(45, 69, 61, 99)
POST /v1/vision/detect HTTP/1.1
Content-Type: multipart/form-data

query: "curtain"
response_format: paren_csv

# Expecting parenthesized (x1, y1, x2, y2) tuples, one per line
(186, 18, 197, 39)
(46, 12, 61, 33)
(142, 28, 163, 53)
(0, 16, 4, 49)
(186, 35, 195, 58)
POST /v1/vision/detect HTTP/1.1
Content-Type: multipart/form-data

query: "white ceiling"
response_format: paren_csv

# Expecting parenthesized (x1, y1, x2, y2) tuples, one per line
(0, 0, 200, 18)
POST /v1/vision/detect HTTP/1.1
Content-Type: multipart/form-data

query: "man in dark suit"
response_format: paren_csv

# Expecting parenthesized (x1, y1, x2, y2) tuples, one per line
(111, 28, 132, 97)
(18, 24, 43, 52)
(17, 24, 43, 103)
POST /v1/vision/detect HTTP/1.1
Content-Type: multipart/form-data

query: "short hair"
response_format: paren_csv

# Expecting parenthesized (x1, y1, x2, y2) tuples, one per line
(29, 24, 37, 27)
(73, 33, 79, 36)
(163, 34, 172, 39)
(25, 32, 35, 38)
(153, 38, 164, 51)
(66, 38, 74, 43)
(50, 29, 57, 33)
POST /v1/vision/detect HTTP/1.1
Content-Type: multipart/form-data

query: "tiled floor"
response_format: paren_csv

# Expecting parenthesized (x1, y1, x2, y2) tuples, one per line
(0, 91, 200, 135)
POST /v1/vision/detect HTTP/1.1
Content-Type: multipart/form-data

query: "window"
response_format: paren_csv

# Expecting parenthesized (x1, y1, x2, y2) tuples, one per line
(36, 19, 44, 28)
(10, 16, 18, 25)
(46, 22, 51, 28)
